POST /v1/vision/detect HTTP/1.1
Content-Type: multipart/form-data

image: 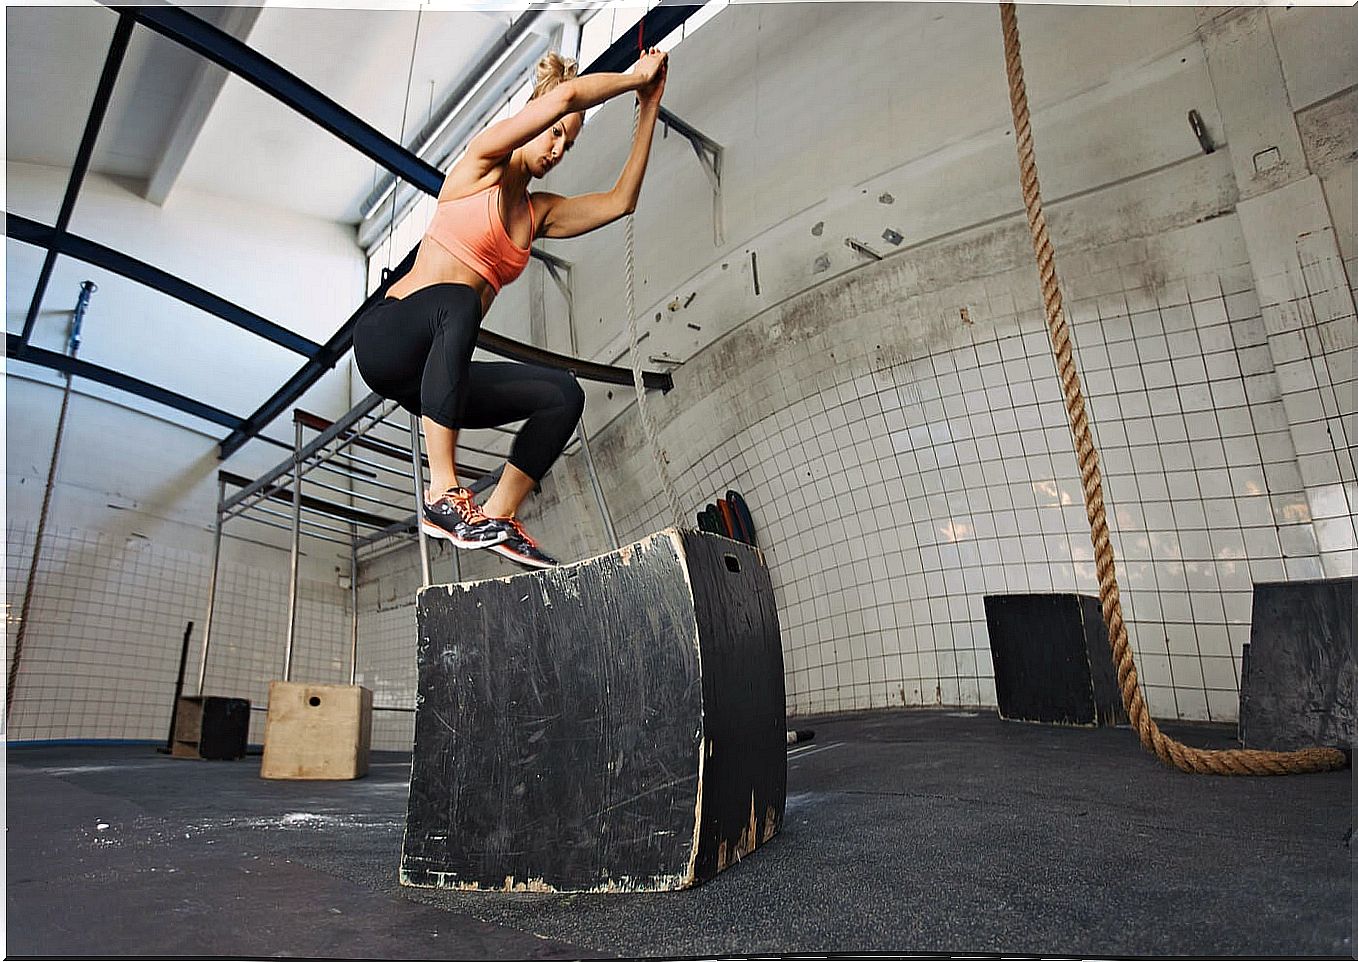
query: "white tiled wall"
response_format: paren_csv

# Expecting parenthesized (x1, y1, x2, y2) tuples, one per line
(6, 522, 206, 741)
(563, 212, 1350, 725)
(352, 542, 423, 752)
(5, 519, 349, 745)
(351, 210, 1351, 733)
(1261, 226, 1357, 574)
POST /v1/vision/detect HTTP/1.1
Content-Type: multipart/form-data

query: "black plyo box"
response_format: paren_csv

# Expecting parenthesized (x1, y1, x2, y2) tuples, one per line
(1239, 577, 1355, 751)
(984, 593, 1126, 726)
(401, 528, 787, 893)
(171, 695, 250, 760)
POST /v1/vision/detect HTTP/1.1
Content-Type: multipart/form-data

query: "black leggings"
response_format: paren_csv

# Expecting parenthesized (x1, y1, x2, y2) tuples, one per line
(352, 283, 584, 483)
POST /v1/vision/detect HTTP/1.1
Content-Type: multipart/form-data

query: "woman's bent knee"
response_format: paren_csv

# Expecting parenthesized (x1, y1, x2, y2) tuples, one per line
(552, 371, 585, 416)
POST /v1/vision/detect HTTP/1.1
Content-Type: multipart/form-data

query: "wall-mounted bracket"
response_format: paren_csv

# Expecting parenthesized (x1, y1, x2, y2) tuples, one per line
(532, 247, 574, 309)
(845, 237, 884, 261)
(531, 247, 575, 354)
(659, 106, 724, 245)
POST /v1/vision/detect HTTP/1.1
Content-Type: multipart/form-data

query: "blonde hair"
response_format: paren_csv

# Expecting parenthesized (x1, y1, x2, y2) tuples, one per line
(531, 52, 579, 101)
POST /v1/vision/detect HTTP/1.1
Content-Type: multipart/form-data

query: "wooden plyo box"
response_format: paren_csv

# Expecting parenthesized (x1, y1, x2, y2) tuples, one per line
(171, 695, 250, 760)
(1240, 577, 1355, 751)
(260, 682, 373, 780)
(401, 528, 787, 893)
(984, 593, 1127, 727)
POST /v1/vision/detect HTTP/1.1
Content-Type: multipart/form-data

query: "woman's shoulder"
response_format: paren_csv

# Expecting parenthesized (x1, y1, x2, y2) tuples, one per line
(437, 159, 506, 204)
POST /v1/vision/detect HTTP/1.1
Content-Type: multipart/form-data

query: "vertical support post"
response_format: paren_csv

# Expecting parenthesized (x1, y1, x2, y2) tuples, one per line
(197, 475, 226, 697)
(349, 523, 359, 687)
(576, 417, 620, 549)
(163, 620, 194, 754)
(283, 420, 302, 682)
(409, 411, 432, 586)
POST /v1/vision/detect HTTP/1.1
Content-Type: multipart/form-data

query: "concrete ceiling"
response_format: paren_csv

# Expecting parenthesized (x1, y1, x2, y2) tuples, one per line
(5, 3, 540, 224)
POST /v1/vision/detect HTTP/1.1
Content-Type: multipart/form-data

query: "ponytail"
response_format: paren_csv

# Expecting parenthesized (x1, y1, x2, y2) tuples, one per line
(531, 52, 579, 101)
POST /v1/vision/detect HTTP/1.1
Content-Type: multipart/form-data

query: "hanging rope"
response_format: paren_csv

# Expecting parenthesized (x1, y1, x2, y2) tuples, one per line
(384, 5, 424, 281)
(998, 3, 1344, 775)
(624, 29, 686, 532)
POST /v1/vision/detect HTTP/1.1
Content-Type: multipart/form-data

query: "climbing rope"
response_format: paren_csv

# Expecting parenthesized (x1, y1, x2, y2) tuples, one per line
(8, 362, 73, 721)
(384, 5, 424, 281)
(624, 35, 686, 532)
(998, 2, 1344, 775)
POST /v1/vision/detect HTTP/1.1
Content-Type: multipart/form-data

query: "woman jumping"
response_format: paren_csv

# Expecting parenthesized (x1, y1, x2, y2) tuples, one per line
(353, 48, 669, 569)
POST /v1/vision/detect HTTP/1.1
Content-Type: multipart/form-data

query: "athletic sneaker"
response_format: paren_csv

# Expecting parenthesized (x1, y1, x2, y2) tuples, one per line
(486, 515, 559, 569)
(421, 487, 509, 549)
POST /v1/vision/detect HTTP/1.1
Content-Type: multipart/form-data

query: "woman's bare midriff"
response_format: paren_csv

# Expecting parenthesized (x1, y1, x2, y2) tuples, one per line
(385, 240, 497, 316)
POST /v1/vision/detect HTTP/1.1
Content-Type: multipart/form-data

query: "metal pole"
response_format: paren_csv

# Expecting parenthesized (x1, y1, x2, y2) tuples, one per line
(229, 511, 353, 547)
(242, 505, 357, 538)
(300, 472, 411, 509)
(408, 411, 431, 586)
(162, 620, 194, 753)
(305, 466, 412, 500)
(8, 281, 99, 721)
(197, 475, 226, 696)
(349, 523, 359, 686)
(576, 417, 620, 549)
(283, 420, 303, 682)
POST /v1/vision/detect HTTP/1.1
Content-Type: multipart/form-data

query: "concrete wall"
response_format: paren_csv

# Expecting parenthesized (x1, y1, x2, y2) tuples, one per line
(356, 2, 1356, 747)
(6, 163, 367, 743)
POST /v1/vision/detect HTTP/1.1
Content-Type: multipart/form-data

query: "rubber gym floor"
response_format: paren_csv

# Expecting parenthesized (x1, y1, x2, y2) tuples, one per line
(7, 708, 1351, 959)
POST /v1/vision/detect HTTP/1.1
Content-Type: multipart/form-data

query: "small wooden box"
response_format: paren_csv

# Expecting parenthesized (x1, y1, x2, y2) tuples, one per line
(171, 695, 250, 760)
(260, 682, 373, 780)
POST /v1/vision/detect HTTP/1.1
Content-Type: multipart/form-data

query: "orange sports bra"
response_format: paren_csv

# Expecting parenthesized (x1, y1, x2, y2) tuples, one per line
(422, 183, 534, 294)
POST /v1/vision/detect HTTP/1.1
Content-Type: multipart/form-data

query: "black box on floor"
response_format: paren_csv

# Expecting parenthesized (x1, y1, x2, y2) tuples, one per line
(1239, 577, 1355, 751)
(401, 528, 787, 893)
(172, 695, 250, 760)
(984, 593, 1126, 726)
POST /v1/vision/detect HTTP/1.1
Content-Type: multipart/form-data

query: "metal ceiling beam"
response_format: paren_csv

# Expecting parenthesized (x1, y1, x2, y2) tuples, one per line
(582, 5, 704, 76)
(125, 4, 445, 197)
(217, 245, 419, 459)
(69, 3, 697, 460)
(19, 10, 134, 352)
(218, 6, 698, 459)
(7, 214, 321, 359)
(6, 334, 244, 431)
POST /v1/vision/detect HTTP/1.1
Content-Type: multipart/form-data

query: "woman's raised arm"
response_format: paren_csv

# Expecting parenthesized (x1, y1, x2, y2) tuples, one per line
(533, 52, 669, 239)
(461, 56, 664, 175)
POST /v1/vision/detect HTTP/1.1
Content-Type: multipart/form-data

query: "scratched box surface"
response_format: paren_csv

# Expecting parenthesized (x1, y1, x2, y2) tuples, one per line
(1239, 577, 1355, 751)
(400, 528, 786, 892)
